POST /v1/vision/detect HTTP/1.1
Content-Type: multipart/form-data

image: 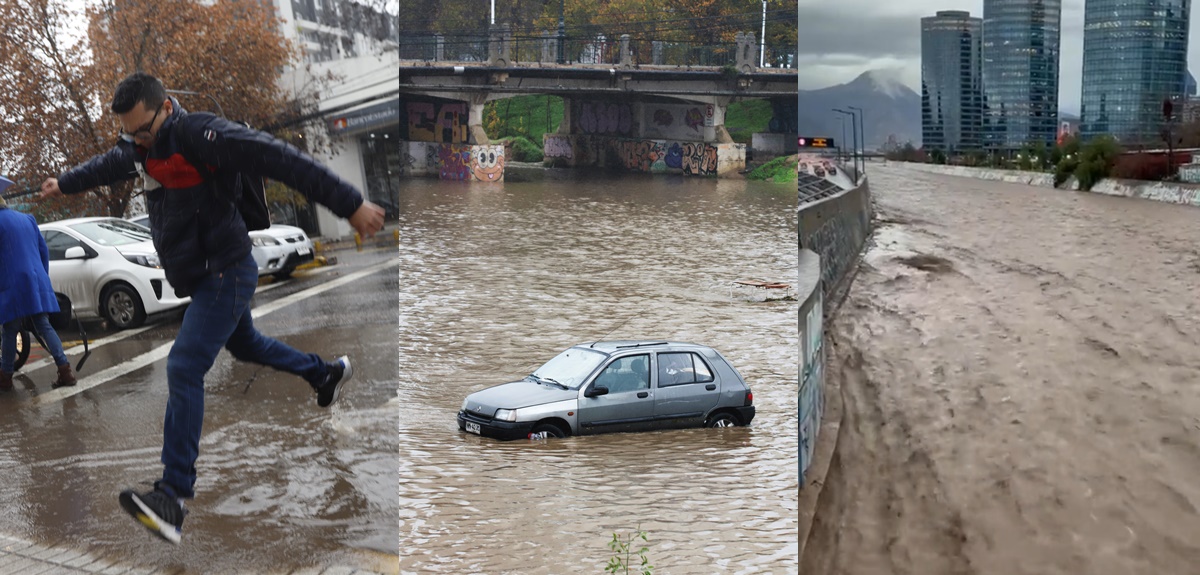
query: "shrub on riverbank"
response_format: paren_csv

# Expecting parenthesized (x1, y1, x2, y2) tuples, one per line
(500, 136, 544, 162)
(747, 155, 797, 182)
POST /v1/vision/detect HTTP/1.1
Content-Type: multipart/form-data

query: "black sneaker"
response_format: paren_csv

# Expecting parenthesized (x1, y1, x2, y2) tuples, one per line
(119, 486, 186, 544)
(316, 356, 353, 408)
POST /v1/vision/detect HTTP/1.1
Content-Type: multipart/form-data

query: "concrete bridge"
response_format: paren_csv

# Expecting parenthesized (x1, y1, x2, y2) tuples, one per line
(399, 28, 798, 181)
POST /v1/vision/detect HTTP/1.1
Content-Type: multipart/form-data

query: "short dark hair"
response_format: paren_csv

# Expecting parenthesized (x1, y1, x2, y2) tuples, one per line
(111, 72, 167, 114)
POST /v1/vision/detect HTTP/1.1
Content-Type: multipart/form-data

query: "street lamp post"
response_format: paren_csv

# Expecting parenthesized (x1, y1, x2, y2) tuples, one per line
(557, 0, 566, 64)
(832, 108, 859, 181)
(490, 0, 495, 25)
(759, 0, 766, 68)
(839, 116, 847, 163)
(849, 105, 865, 175)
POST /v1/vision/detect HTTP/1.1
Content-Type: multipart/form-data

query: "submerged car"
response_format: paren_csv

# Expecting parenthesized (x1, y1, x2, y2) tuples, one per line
(458, 341, 755, 440)
(39, 217, 191, 329)
(128, 215, 314, 279)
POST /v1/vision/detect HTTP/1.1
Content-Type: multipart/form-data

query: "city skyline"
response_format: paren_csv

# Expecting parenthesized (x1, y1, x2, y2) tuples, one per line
(798, 0, 1200, 116)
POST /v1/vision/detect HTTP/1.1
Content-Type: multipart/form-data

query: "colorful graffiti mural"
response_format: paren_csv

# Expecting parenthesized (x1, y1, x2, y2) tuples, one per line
(471, 145, 505, 182)
(681, 142, 719, 176)
(407, 102, 468, 144)
(438, 144, 472, 180)
(576, 101, 634, 136)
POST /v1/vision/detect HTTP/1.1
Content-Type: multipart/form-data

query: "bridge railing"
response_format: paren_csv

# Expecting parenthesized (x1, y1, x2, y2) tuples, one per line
(400, 32, 748, 68)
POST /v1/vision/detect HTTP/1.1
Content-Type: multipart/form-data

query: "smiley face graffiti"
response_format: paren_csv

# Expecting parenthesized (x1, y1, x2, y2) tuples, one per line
(471, 146, 505, 182)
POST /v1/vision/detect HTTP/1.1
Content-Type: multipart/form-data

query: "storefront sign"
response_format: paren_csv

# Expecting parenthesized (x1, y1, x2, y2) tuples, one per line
(329, 99, 400, 135)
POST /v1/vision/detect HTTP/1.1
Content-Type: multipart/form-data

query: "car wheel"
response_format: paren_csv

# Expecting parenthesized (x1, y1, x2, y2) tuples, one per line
(102, 283, 146, 330)
(14, 329, 30, 372)
(706, 412, 739, 428)
(531, 423, 568, 439)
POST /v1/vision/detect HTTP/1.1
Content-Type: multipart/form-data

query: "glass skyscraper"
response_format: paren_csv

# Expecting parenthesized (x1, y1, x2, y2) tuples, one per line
(1079, 0, 1191, 144)
(921, 11, 984, 153)
(981, 0, 1062, 151)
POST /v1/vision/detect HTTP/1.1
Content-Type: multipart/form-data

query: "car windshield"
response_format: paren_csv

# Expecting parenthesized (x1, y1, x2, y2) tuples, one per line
(69, 219, 152, 246)
(531, 347, 607, 389)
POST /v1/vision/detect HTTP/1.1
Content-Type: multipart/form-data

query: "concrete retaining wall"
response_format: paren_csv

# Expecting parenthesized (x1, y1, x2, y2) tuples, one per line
(402, 142, 506, 182)
(543, 134, 746, 177)
(894, 161, 1200, 208)
(796, 177, 872, 485)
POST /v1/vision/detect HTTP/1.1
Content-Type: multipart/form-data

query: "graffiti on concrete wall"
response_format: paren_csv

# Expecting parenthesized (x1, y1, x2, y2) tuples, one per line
(799, 272, 824, 483)
(438, 144, 472, 180)
(642, 104, 708, 140)
(544, 134, 574, 160)
(471, 145, 505, 182)
(576, 101, 634, 136)
(681, 142, 718, 176)
(616, 140, 668, 172)
(806, 214, 856, 293)
(407, 102, 468, 143)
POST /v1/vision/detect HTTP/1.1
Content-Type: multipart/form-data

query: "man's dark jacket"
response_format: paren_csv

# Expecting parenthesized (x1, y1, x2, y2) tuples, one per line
(57, 98, 364, 296)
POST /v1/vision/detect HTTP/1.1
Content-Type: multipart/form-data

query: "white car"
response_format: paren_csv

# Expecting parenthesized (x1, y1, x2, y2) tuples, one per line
(128, 215, 315, 279)
(40, 217, 191, 330)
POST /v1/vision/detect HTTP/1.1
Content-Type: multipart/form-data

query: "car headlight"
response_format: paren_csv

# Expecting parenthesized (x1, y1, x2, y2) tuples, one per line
(461, 398, 469, 411)
(494, 408, 517, 422)
(123, 253, 162, 268)
(251, 236, 280, 247)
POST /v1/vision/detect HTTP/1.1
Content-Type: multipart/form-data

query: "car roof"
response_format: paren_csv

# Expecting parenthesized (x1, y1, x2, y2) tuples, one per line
(574, 340, 709, 354)
(39, 216, 121, 228)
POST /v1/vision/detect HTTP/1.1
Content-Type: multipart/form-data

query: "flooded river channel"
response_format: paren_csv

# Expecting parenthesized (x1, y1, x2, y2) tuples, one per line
(397, 171, 799, 574)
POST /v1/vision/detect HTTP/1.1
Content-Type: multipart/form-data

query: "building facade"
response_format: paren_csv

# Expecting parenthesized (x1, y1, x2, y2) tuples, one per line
(1079, 0, 1190, 145)
(272, 0, 400, 239)
(981, 0, 1062, 152)
(921, 10, 984, 154)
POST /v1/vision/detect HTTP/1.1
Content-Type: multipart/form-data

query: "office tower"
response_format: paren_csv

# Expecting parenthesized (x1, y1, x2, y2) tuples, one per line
(1079, 0, 1191, 144)
(981, 0, 1062, 152)
(921, 10, 984, 154)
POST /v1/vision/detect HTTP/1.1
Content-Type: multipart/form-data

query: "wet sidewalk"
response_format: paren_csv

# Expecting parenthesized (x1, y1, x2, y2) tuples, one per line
(0, 533, 392, 574)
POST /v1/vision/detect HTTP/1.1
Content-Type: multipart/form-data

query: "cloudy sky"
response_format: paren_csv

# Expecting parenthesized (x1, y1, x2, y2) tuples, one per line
(797, 0, 1200, 116)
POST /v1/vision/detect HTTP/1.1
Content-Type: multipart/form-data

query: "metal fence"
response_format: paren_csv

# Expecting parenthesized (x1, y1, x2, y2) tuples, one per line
(400, 33, 750, 67)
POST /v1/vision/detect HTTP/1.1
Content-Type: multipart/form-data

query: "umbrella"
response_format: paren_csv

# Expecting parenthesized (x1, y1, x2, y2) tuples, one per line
(0, 175, 13, 195)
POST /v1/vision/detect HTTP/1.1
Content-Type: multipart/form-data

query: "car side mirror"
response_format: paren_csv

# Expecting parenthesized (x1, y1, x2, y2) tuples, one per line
(63, 246, 87, 260)
(585, 385, 609, 398)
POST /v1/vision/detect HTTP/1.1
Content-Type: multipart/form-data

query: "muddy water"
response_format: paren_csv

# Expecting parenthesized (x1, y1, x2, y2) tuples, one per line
(398, 172, 798, 574)
(802, 164, 1200, 575)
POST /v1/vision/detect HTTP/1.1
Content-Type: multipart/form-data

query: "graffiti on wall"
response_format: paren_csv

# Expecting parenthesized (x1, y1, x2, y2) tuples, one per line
(407, 102, 468, 143)
(576, 101, 634, 136)
(617, 140, 668, 172)
(681, 142, 718, 176)
(544, 134, 574, 160)
(806, 214, 857, 293)
(471, 145, 505, 182)
(436, 144, 504, 181)
(799, 277, 824, 483)
(438, 144, 472, 180)
(642, 104, 708, 140)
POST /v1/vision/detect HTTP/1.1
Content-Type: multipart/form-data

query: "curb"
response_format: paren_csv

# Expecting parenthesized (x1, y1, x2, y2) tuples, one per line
(0, 533, 391, 574)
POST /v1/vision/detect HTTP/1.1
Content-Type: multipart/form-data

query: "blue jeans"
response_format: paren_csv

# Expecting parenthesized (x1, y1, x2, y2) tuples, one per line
(160, 252, 330, 499)
(1, 313, 70, 373)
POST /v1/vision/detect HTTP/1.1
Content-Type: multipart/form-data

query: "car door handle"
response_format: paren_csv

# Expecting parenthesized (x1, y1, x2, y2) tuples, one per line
(637, 392, 649, 398)
(705, 384, 716, 391)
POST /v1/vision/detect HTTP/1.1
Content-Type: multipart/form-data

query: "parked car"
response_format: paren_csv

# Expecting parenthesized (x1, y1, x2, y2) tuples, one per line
(457, 340, 756, 440)
(128, 215, 315, 279)
(39, 217, 191, 330)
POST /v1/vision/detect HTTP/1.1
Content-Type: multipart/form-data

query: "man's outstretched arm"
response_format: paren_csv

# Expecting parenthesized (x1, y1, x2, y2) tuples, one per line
(41, 146, 139, 198)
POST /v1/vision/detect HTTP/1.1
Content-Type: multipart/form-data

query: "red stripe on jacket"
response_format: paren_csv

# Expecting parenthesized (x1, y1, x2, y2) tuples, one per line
(145, 153, 205, 189)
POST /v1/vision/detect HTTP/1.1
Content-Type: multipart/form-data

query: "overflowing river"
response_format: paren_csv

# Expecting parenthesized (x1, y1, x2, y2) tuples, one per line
(398, 171, 799, 574)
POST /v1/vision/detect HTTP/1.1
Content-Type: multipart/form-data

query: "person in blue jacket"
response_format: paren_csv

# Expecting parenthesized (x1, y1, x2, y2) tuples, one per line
(0, 180, 77, 391)
(40, 72, 386, 545)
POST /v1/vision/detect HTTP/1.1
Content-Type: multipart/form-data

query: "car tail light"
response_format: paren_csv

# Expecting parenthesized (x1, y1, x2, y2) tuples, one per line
(744, 390, 753, 406)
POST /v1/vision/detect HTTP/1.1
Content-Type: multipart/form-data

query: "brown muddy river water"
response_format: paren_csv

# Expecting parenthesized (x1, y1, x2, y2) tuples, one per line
(397, 171, 799, 574)
(803, 164, 1200, 575)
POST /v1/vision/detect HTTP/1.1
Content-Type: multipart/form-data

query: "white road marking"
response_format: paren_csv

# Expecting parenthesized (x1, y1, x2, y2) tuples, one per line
(32, 258, 398, 405)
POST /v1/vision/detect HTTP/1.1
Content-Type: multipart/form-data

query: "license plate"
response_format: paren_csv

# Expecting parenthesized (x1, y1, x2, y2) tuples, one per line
(296, 246, 311, 256)
(466, 422, 481, 435)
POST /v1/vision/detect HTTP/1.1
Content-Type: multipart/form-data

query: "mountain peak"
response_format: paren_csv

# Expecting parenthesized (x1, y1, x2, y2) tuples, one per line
(851, 68, 913, 99)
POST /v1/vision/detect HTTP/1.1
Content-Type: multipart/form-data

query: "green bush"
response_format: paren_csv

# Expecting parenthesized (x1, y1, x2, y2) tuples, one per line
(1072, 135, 1121, 191)
(503, 136, 544, 163)
(747, 155, 797, 182)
